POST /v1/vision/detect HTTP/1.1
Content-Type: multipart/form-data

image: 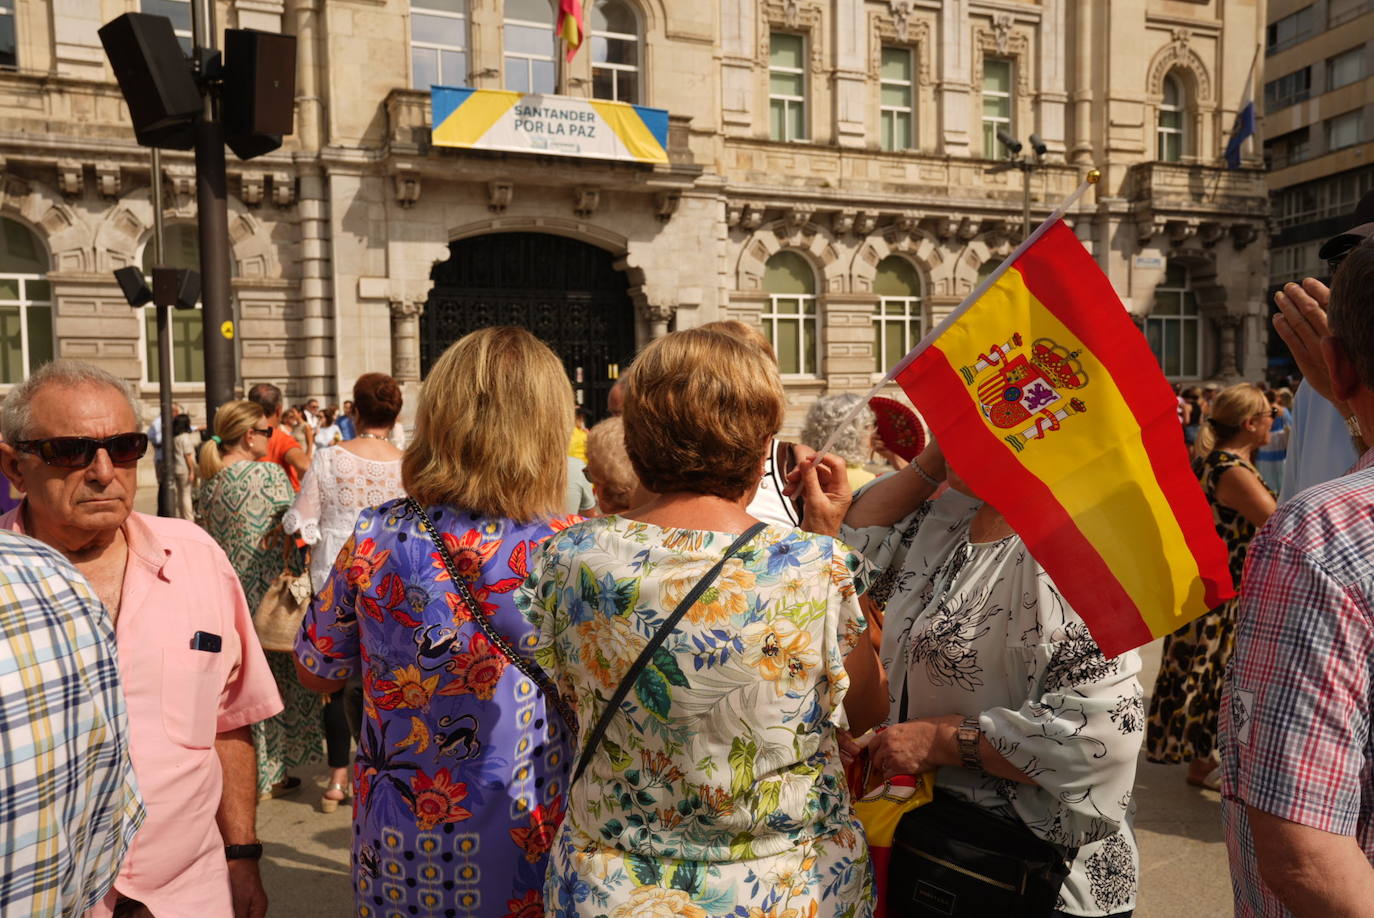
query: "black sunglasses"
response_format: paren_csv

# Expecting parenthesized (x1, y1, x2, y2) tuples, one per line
(250, 427, 273, 438)
(14, 433, 149, 469)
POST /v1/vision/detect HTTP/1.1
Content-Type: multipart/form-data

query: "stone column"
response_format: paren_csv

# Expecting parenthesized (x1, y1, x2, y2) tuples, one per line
(640, 302, 677, 340)
(1215, 314, 1242, 380)
(389, 299, 424, 382)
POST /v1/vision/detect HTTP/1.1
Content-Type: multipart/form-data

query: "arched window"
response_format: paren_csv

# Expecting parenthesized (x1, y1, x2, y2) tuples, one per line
(0, 218, 51, 384)
(763, 250, 817, 375)
(410, 0, 468, 89)
(504, 0, 555, 94)
(872, 256, 923, 372)
(141, 224, 205, 385)
(1158, 74, 1185, 162)
(1146, 261, 1201, 379)
(591, 0, 640, 104)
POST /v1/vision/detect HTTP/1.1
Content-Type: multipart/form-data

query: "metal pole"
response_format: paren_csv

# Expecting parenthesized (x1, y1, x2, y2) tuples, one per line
(151, 148, 176, 518)
(192, 0, 234, 426)
(1021, 162, 1032, 239)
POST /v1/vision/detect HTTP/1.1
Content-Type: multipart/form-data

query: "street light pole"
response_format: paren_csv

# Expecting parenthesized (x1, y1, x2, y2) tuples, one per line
(1020, 163, 1032, 239)
(191, 0, 234, 426)
(150, 147, 176, 517)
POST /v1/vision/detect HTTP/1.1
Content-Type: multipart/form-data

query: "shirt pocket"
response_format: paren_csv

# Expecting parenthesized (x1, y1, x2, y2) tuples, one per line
(161, 648, 226, 749)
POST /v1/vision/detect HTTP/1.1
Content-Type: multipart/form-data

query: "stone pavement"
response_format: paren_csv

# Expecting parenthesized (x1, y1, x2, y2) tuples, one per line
(256, 639, 1235, 917)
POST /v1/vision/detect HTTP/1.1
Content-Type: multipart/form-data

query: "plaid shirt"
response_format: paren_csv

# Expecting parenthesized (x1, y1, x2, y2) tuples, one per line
(0, 531, 143, 917)
(1220, 449, 1374, 917)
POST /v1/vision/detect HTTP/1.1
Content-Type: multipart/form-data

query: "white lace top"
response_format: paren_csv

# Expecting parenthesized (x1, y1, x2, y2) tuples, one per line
(283, 446, 406, 590)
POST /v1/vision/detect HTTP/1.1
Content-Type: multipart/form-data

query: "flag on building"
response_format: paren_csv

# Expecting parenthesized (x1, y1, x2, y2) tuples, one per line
(892, 219, 1233, 657)
(559, 0, 586, 62)
(1224, 101, 1256, 169)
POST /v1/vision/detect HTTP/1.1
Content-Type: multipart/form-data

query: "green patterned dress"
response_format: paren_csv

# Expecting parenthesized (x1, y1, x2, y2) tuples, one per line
(200, 460, 324, 793)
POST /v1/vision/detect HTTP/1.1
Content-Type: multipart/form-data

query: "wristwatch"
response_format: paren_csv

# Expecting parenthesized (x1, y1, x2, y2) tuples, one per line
(956, 715, 983, 769)
(225, 843, 264, 861)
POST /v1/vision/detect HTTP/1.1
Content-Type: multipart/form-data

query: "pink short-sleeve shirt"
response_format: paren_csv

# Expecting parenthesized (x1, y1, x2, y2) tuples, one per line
(0, 507, 283, 916)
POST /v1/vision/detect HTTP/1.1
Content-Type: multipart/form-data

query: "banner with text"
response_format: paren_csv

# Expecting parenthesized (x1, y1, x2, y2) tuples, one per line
(430, 87, 670, 164)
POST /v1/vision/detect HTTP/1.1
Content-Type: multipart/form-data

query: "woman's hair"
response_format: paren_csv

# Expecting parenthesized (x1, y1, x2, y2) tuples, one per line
(799, 393, 875, 466)
(696, 319, 777, 364)
(403, 326, 572, 521)
(585, 416, 641, 514)
(320, 406, 337, 426)
(1191, 382, 1269, 460)
(353, 372, 403, 428)
(172, 413, 192, 437)
(623, 327, 784, 500)
(198, 400, 266, 480)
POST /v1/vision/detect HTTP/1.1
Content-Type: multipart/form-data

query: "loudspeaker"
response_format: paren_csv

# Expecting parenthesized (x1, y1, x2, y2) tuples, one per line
(223, 28, 297, 160)
(98, 14, 201, 149)
(152, 267, 201, 310)
(113, 266, 153, 307)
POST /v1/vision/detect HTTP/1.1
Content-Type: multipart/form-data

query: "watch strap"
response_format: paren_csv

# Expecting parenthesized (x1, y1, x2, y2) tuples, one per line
(225, 843, 264, 860)
(957, 715, 982, 769)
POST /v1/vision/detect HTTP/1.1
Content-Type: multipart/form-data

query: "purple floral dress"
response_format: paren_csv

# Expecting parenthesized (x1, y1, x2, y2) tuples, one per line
(294, 498, 580, 918)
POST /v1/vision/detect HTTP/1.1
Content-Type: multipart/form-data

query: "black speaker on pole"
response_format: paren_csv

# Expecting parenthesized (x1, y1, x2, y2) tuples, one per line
(152, 267, 202, 310)
(98, 14, 200, 150)
(222, 28, 297, 160)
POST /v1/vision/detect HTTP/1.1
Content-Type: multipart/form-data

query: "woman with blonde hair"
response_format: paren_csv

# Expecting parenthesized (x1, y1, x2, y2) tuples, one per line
(582, 415, 645, 514)
(294, 327, 581, 916)
(1147, 382, 1277, 788)
(198, 400, 324, 798)
(520, 327, 885, 918)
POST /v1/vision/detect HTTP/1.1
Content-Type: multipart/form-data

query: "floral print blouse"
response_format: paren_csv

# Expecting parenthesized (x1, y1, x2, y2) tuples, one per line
(517, 516, 875, 918)
(843, 490, 1144, 917)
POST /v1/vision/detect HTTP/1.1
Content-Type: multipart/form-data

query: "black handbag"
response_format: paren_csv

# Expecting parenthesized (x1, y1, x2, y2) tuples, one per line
(885, 679, 1074, 917)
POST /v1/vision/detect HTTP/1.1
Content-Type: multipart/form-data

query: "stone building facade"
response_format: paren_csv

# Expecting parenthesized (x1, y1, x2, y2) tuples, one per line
(0, 0, 1269, 439)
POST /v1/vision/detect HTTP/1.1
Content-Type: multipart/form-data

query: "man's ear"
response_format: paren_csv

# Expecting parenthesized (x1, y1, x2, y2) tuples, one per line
(0, 442, 26, 493)
(1323, 335, 1362, 402)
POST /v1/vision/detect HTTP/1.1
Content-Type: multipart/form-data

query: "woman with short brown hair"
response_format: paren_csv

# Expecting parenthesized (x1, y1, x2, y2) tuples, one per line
(295, 327, 581, 916)
(521, 327, 885, 918)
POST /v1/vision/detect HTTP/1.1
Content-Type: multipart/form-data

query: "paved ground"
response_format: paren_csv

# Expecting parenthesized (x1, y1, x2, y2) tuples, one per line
(256, 639, 1234, 917)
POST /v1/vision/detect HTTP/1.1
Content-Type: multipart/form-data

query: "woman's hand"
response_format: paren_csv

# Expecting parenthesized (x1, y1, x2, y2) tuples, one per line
(786, 446, 853, 536)
(871, 434, 909, 471)
(868, 715, 961, 778)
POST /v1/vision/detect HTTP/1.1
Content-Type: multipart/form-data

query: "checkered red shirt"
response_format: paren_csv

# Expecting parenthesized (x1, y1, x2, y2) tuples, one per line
(1220, 448, 1374, 917)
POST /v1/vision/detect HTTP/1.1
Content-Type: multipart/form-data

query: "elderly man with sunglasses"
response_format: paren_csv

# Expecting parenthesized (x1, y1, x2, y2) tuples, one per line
(0, 360, 282, 918)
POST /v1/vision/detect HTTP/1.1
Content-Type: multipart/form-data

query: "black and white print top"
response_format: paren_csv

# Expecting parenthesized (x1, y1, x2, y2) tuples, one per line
(843, 489, 1144, 917)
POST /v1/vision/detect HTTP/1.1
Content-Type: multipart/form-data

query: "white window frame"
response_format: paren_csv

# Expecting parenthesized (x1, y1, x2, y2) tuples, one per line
(880, 45, 915, 152)
(1157, 76, 1185, 162)
(769, 32, 808, 143)
(410, 1, 469, 89)
(138, 304, 206, 388)
(1146, 267, 1202, 380)
(763, 293, 818, 377)
(1328, 47, 1365, 92)
(981, 58, 1013, 158)
(591, 1, 640, 104)
(1328, 109, 1364, 152)
(872, 295, 924, 374)
(504, 2, 556, 95)
(0, 274, 51, 385)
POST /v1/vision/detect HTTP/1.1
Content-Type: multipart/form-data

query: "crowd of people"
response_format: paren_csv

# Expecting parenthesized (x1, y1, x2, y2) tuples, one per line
(3, 210, 1374, 918)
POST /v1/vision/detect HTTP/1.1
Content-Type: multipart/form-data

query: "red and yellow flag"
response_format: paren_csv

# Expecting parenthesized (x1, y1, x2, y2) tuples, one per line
(559, 0, 585, 62)
(895, 219, 1232, 657)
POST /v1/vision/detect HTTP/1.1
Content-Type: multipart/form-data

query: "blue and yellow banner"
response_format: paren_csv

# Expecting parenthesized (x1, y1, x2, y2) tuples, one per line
(430, 87, 669, 164)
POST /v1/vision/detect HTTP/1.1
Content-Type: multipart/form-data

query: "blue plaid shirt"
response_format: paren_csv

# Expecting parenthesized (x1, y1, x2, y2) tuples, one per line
(0, 530, 143, 916)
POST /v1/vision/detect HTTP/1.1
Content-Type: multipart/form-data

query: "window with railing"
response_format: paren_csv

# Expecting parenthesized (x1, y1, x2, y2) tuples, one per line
(1262, 66, 1311, 113)
(1265, 127, 1312, 170)
(1328, 109, 1364, 152)
(411, 0, 468, 89)
(1266, 5, 1315, 55)
(0, 219, 52, 385)
(880, 46, 915, 152)
(1328, 47, 1365, 92)
(872, 257, 923, 373)
(1146, 262, 1201, 380)
(591, 0, 640, 103)
(981, 58, 1013, 158)
(504, 0, 555, 94)
(769, 33, 807, 142)
(763, 250, 818, 375)
(1273, 167, 1374, 228)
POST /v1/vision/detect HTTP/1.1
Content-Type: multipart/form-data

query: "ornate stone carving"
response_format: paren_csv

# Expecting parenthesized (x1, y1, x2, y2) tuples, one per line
(870, 6, 932, 84)
(956, 217, 980, 241)
(271, 172, 295, 207)
(890, 0, 916, 40)
(572, 186, 600, 217)
(1166, 217, 1200, 246)
(1231, 222, 1259, 250)
(992, 14, 1014, 54)
(832, 209, 855, 235)
(894, 211, 922, 234)
(1197, 220, 1224, 248)
(56, 161, 82, 197)
(854, 211, 878, 236)
(240, 171, 265, 207)
(640, 300, 678, 338)
(393, 165, 420, 207)
(654, 190, 680, 221)
(1147, 30, 1212, 101)
(94, 163, 120, 199)
(760, 1, 826, 74)
(1214, 313, 1243, 379)
(388, 299, 425, 382)
(488, 180, 513, 213)
(973, 21, 1032, 94)
(164, 164, 195, 198)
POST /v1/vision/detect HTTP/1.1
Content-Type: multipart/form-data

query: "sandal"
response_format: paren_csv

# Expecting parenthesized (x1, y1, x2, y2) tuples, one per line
(320, 782, 350, 814)
(1186, 764, 1223, 791)
(259, 775, 302, 800)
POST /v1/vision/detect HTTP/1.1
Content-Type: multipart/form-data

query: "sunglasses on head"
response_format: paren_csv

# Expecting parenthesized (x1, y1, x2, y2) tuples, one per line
(14, 433, 149, 468)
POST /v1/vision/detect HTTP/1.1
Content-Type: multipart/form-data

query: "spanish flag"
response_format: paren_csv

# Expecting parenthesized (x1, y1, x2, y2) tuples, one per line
(559, 0, 585, 62)
(894, 218, 1232, 657)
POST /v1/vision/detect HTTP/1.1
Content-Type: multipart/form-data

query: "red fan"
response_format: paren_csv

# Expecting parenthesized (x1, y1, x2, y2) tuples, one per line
(869, 396, 926, 461)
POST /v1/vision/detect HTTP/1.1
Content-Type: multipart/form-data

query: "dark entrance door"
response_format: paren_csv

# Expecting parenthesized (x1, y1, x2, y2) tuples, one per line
(422, 232, 636, 420)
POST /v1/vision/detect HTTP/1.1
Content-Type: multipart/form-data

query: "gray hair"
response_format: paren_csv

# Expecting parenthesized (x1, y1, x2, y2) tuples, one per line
(799, 393, 875, 465)
(0, 359, 142, 443)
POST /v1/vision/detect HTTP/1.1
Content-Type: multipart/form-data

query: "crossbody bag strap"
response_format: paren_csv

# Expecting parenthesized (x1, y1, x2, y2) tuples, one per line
(406, 498, 578, 737)
(570, 521, 768, 787)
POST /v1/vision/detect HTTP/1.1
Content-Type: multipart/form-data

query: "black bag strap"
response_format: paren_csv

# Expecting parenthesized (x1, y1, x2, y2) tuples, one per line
(406, 498, 579, 737)
(570, 521, 767, 787)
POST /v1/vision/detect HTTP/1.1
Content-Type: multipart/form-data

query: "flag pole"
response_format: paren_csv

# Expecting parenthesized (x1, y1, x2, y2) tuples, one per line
(811, 168, 1102, 461)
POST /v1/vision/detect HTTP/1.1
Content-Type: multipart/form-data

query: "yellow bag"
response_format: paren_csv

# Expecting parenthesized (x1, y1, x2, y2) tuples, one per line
(854, 772, 936, 918)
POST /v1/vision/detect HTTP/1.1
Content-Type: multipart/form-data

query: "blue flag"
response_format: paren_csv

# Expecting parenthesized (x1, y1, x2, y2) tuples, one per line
(1224, 101, 1255, 169)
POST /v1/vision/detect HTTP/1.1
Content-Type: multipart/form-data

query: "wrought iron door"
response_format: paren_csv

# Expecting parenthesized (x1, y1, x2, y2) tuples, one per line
(422, 233, 636, 419)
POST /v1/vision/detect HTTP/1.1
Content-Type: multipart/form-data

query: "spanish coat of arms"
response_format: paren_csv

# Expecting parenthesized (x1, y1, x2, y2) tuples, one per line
(958, 333, 1088, 452)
